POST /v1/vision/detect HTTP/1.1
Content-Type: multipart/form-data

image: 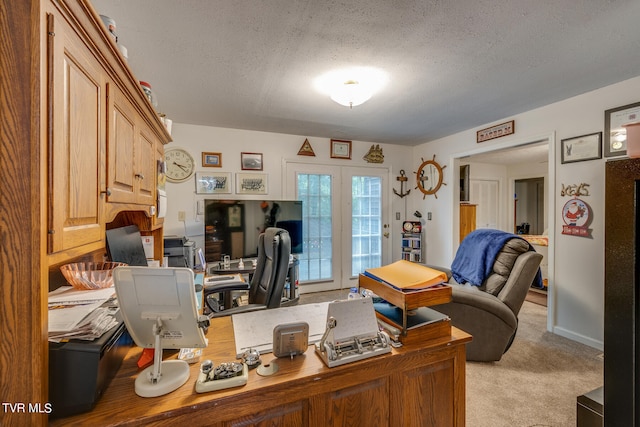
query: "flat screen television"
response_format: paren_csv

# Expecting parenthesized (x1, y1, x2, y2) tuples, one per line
(204, 200, 303, 261)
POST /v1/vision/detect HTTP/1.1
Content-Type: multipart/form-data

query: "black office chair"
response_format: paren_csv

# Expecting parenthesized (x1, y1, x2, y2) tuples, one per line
(204, 227, 291, 317)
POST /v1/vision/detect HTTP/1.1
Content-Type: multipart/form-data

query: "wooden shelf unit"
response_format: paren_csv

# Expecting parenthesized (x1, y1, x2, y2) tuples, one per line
(359, 274, 452, 344)
(460, 203, 477, 242)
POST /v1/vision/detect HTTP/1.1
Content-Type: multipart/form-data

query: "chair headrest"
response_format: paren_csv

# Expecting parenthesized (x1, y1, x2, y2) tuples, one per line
(263, 227, 289, 259)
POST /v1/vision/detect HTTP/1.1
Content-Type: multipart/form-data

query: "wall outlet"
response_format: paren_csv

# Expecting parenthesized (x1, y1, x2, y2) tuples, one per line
(427, 212, 432, 220)
(396, 212, 401, 220)
(178, 211, 186, 221)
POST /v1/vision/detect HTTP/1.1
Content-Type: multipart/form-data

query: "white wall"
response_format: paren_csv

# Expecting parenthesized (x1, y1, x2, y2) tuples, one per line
(408, 75, 640, 350)
(163, 124, 413, 259)
(164, 75, 640, 350)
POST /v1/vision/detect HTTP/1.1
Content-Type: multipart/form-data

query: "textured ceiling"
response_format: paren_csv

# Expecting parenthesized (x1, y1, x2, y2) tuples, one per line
(91, 0, 640, 146)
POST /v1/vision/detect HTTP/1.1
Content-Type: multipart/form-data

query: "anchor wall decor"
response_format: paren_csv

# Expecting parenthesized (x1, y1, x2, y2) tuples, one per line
(393, 170, 411, 198)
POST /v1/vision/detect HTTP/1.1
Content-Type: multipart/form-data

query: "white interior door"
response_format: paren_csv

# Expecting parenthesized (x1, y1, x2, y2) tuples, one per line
(470, 179, 499, 229)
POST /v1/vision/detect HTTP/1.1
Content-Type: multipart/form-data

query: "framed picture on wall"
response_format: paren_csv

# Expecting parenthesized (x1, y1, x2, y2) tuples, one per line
(241, 152, 263, 170)
(202, 152, 222, 167)
(195, 172, 231, 194)
(560, 132, 602, 164)
(236, 173, 268, 195)
(330, 139, 352, 159)
(604, 101, 640, 157)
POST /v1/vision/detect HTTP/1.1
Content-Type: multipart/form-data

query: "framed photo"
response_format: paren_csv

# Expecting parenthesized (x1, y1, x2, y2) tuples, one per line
(330, 139, 352, 159)
(477, 120, 515, 143)
(561, 132, 602, 164)
(202, 152, 222, 167)
(241, 152, 263, 170)
(236, 173, 268, 195)
(227, 205, 243, 229)
(604, 101, 640, 157)
(195, 172, 231, 194)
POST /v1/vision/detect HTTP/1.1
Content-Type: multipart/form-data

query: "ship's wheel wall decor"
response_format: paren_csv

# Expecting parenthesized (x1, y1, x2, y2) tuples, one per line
(414, 155, 446, 199)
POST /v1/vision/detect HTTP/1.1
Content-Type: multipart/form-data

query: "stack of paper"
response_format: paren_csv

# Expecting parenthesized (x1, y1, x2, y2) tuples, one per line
(48, 286, 118, 342)
(364, 260, 448, 291)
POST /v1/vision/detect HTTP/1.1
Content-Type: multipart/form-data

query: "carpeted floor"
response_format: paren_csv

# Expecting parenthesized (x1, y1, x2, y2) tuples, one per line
(466, 301, 603, 427)
(299, 290, 603, 427)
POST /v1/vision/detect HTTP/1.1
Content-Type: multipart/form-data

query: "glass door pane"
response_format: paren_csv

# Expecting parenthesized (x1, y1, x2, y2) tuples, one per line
(341, 167, 390, 286)
(297, 173, 333, 282)
(351, 175, 382, 275)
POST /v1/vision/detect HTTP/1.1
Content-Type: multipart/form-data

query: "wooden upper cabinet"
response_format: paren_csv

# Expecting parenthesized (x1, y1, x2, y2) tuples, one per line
(106, 82, 160, 207)
(45, 0, 171, 255)
(106, 83, 137, 203)
(47, 10, 105, 253)
(135, 121, 157, 205)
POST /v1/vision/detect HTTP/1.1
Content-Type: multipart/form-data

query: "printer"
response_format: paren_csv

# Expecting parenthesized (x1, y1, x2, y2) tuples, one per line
(164, 235, 195, 268)
(48, 310, 132, 418)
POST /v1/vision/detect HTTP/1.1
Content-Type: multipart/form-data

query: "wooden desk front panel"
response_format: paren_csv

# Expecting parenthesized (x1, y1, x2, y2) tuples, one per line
(52, 318, 469, 427)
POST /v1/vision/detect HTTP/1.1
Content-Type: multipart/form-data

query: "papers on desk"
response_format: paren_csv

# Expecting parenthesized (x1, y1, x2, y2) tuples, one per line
(231, 302, 329, 357)
(364, 260, 448, 291)
(48, 286, 118, 342)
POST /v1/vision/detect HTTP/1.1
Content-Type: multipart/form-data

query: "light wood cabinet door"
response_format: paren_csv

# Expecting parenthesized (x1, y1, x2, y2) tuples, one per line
(106, 83, 137, 203)
(47, 10, 105, 253)
(135, 121, 157, 205)
(106, 82, 158, 207)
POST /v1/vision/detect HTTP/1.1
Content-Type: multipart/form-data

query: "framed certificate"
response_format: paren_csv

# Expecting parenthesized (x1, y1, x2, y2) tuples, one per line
(604, 101, 640, 157)
(560, 132, 602, 164)
(330, 139, 352, 159)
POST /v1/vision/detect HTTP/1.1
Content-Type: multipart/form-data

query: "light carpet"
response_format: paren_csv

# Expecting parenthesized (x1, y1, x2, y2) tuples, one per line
(466, 301, 603, 427)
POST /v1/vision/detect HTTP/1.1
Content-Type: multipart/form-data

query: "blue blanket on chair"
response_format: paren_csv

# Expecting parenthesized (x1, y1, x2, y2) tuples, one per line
(452, 229, 542, 287)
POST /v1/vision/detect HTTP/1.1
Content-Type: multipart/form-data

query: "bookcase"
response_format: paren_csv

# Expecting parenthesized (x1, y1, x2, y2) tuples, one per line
(401, 221, 423, 262)
(401, 233, 422, 262)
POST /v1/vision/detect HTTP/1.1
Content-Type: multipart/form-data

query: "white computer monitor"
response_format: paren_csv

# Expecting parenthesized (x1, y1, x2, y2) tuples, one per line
(113, 267, 207, 397)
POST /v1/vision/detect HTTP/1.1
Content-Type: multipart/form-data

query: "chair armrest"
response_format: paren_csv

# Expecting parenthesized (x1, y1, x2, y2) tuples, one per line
(421, 264, 452, 282)
(447, 284, 517, 329)
(203, 281, 250, 294)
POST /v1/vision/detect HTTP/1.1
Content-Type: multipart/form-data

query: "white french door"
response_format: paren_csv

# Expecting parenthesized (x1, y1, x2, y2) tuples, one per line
(284, 162, 390, 292)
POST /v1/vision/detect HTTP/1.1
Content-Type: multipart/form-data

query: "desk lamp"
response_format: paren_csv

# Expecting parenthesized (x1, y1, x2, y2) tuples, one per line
(114, 267, 207, 397)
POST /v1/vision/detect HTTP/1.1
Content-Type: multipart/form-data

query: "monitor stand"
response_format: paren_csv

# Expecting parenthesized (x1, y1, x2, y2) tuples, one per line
(134, 318, 190, 398)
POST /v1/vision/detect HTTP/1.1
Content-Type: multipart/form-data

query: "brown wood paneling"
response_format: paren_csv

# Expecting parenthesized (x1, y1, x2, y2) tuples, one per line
(50, 316, 470, 426)
(1, 1, 48, 425)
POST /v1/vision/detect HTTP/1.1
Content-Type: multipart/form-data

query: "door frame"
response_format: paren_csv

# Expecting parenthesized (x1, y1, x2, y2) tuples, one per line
(450, 132, 556, 333)
(283, 160, 392, 293)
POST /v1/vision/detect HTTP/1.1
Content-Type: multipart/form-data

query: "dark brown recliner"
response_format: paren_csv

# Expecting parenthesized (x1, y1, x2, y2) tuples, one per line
(430, 233, 543, 362)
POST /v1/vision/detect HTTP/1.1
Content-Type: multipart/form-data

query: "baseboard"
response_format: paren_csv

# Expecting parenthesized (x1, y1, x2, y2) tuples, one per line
(552, 326, 603, 351)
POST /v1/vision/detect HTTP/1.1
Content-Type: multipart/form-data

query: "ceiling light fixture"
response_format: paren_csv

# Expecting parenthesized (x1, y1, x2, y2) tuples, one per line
(314, 67, 388, 109)
(330, 80, 372, 109)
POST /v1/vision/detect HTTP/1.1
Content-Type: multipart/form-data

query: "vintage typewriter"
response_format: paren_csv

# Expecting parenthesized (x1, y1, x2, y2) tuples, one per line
(315, 297, 391, 368)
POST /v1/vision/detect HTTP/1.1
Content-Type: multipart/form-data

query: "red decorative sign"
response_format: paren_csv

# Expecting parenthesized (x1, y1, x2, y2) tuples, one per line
(561, 198, 592, 237)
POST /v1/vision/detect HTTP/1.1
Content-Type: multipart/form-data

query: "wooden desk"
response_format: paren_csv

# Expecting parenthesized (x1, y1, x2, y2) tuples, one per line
(51, 316, 471, 427)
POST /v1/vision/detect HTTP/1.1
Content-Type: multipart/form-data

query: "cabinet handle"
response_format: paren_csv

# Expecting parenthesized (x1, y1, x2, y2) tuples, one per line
(135, 173, 145, 180)
(100, 188, 112, 196)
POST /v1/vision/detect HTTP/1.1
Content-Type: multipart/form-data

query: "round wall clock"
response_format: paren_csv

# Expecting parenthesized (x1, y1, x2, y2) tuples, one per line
(414, 155, 446, 199)
(164, 148, 195, 183)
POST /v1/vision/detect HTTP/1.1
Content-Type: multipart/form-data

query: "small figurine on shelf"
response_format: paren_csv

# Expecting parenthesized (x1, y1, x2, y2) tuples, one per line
(238, 258, 244, 269)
